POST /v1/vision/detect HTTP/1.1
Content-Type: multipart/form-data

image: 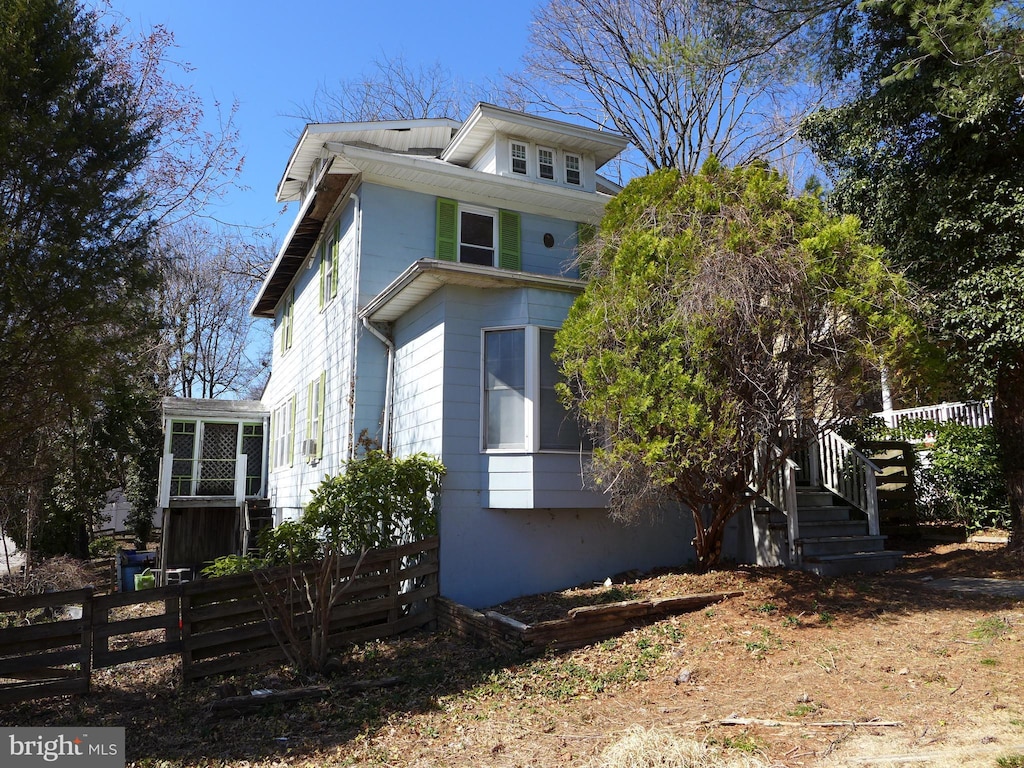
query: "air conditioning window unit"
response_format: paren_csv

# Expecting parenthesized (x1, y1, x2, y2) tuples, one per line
(300, 439, 318, 457)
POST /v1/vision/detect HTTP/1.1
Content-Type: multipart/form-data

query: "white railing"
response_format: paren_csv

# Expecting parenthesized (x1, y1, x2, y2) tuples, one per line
(160, 452, 253, 504)
(752, 441, 802, 564)
(874, 400, 993, 431)
(815, 429, 881, 536)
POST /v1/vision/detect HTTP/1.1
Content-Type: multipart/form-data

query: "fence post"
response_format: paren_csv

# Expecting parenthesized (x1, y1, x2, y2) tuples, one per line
(388, 552, 401, 625)
(179, 592, 192, 685)
(80, 587, 94, 695)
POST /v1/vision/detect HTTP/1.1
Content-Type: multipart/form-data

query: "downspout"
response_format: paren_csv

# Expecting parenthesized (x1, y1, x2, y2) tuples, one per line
(346, 191, 362, 461)
(361, 317, 395, 454)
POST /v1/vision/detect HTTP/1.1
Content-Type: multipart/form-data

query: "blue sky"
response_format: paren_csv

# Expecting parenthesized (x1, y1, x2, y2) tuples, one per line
(105, 0, 541, 245)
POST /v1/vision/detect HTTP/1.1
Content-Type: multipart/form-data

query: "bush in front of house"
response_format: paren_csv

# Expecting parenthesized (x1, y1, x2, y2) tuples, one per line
(918, 423, 1009, 532)
(200, 449, 445, 577)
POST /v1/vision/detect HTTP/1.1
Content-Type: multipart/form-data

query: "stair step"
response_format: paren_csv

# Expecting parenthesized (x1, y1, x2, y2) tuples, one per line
(796, 490, 835, 507)
(796, 505, 855, 522)
(800, 550, 905, 577)
(799, 520, 869, 537)
(798, 535, 888, 557)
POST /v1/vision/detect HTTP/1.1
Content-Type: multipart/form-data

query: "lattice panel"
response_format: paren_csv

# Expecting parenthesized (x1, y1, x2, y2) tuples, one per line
(197, 424, 237, 496)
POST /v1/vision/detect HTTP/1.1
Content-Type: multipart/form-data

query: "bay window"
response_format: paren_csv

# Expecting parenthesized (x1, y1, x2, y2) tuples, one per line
(483, 326, 590, 452)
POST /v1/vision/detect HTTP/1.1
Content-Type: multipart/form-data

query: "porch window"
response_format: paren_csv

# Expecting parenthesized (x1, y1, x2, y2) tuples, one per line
(242, 423, 264, 496)
(170, 421, 196, 495)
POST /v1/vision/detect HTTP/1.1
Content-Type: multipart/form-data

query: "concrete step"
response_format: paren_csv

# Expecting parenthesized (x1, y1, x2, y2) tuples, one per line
(798, 519, 869, 538)
(798, 534, 888, 557)
(800, 549, 904, 577)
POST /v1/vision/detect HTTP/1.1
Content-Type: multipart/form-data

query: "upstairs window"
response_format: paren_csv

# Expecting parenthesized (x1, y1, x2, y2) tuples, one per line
(436, 199, 521, 270)
(280, 289, 294, 353)
(459, 207, 495, 266)
(565, 153, 581, 186)
(510, 141, 528, 175)
(537, 147, 555, 180)
(319, 222, 339, 308)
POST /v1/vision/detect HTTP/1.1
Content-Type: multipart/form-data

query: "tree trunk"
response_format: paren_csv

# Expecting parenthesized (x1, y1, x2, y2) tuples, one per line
(993, 363, 1024, 552)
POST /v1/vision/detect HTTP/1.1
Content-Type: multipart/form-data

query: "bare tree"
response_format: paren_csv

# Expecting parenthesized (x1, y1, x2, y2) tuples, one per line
(515, 0, 853, 174)
(156, 222, 269, 399)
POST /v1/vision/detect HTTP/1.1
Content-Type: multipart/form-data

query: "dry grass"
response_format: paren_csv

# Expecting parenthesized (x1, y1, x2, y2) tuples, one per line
(4, 539, 1024, 767)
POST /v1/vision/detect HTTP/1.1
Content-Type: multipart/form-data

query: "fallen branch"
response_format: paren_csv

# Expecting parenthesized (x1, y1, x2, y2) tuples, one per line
(719, 717, 903, 728)
(210, 677, 403, 714)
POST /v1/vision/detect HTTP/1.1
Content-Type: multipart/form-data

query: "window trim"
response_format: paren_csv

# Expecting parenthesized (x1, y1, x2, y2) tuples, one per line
(270, 395, 296, 471)
(564, 153, 582, 186)
(510, 140, 528, 175)
(280, 289, 295, 353)
(458, 203, 498, 266)
(537, 146, 555, 181)
(481, 325, 590, 454)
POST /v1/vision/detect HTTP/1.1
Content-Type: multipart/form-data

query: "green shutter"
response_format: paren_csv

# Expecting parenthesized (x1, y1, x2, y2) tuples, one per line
(435, 198, 458, 261)
(498, 210, 521, 270)
(306, 380, 314, 461)
(331, 222, 340, 298)
(317, 370, 326, 460)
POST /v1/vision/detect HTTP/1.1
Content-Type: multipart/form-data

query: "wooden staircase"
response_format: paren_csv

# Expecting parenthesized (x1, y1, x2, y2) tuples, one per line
(793, 486, 904, 577)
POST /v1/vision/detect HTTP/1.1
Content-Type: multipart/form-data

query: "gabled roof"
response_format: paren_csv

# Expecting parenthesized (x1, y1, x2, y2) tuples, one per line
(360, 259, 585, 324)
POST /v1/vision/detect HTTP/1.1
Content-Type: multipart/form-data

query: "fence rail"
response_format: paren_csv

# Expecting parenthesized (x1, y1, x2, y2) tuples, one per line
(0, 537, 439, 704)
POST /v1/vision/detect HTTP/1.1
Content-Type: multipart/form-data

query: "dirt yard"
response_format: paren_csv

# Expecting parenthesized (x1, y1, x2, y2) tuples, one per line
(6, 539, 1024, 767)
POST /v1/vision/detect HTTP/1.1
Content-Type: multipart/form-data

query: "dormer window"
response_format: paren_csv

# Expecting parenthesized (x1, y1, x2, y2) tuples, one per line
(565, 153, 581, 186)
(538, 147, 555, 180)
(511, 141, 528, 175)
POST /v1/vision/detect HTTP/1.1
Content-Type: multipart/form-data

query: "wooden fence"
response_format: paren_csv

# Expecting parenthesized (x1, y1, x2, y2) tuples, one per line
(0, 537, 438, 704)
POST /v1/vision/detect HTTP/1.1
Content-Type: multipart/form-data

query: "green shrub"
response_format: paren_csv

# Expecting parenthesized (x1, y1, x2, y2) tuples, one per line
(918, 423, 1009, 531)
(200, 554, 263, 578)
(257, 520, 320, 565)
(88, 536, 118, 559)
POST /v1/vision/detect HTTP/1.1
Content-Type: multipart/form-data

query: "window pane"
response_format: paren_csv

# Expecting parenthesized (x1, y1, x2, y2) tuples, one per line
(461, 210, 494, 265)
(511, 142, 527, 175)
(539, 330, 589, 450)
(485, 329, 525, 449)
(566, 155, 581, 186)
(539, 148, 554, 180)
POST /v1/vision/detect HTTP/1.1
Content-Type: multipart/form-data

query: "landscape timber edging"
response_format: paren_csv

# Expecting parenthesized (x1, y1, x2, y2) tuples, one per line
(436, 591, 743, 656)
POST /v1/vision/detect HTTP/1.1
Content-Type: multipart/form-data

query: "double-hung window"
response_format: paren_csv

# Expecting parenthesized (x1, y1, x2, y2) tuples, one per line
(537, 147, 555, 180)
(436, 199, 521, 270)
(270, 396, 295, 470)
(483, 326, 590, 452)
(305, 372, 325, 462)
(280, 289, 294, 353)
(510, 141, 528, 175)
(319, 221, 339, 308)
(565, 153, 582, 186)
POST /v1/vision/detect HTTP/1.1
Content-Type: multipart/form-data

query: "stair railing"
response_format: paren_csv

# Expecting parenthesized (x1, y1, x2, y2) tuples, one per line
(752, 441, 803, 565)
(816, 428, 881, 537)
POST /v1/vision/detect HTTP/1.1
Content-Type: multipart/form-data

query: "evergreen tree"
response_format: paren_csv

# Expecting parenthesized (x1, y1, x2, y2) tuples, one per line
(0, 0, 160, 558)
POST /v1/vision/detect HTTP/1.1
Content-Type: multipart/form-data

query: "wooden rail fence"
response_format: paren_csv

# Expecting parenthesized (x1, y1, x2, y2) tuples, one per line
(0, 537, 438, 704)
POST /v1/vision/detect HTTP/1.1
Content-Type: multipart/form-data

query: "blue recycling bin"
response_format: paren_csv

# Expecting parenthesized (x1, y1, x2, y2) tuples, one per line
(120, 549, 155, 592)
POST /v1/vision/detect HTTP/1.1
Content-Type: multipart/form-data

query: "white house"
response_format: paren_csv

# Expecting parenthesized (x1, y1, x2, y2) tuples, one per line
(158, 103, 902, 608)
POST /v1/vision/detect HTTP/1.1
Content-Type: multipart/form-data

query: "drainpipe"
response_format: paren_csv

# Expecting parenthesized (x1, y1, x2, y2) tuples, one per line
(361, 317, 395, 454)
(346, 191, 362, 461)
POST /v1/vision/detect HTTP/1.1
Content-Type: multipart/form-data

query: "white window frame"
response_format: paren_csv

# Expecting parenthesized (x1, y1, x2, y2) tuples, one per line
(537, 146, 555, 181)
(481, 325, 589, 454)
(565, 153, 582, 186)
(458, 204, 498, 267)
(270, 396, 295, 470)
(280, 289, 294, 353)
(510, 140, 528, 175)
